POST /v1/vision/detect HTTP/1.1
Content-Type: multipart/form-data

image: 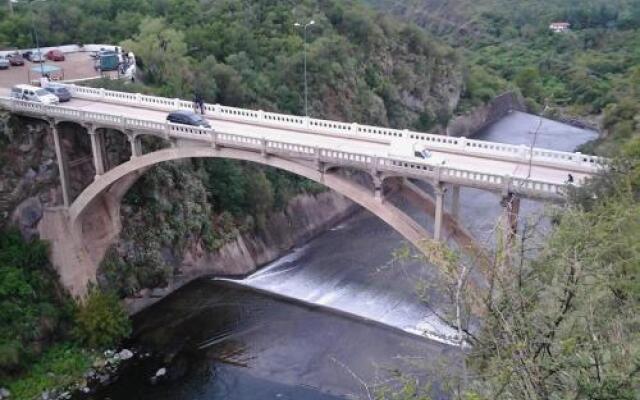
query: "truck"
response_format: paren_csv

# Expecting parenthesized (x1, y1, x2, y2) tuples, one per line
(95, 50, 119, 71)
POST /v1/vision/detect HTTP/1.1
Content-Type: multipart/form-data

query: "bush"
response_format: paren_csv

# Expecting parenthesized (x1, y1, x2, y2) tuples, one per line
(74, 289, 131, 349)
(0, 229, 74, 376)
(4, 343, 92, 400)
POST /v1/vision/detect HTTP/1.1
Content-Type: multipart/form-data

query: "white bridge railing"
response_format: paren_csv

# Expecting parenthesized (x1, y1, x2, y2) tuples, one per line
(1, 96, 570, 199)
(59, 84, 605, 172)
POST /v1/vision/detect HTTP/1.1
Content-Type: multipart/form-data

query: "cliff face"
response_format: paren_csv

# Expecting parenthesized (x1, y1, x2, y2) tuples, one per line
(124, 191, 355, 313)
(180, 191, 354, 277)
(0, 114, 63, 236)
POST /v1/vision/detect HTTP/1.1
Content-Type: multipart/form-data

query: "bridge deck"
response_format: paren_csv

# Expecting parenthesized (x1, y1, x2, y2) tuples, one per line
(0, 87, 592, 188)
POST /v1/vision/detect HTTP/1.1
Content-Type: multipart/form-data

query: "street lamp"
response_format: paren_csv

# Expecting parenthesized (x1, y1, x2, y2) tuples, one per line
(15, 0, 45, 75)
(294, 20, 315, 117)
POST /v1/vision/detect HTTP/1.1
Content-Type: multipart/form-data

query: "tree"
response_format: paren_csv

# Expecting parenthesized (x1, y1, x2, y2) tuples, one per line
(515, 67, 543, 101)
(120, 17, 192, 96)
(74, 289, 131, 349)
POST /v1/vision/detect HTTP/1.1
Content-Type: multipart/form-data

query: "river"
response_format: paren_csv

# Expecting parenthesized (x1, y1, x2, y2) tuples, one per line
(87, 111, 597, 400)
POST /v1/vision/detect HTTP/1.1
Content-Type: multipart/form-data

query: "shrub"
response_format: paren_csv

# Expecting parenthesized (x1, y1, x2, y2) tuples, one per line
(0, 229, 74, 376)
(74, 289, 131, 349)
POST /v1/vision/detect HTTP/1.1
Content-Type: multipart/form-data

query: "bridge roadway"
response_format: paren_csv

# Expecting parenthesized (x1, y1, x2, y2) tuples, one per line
(0, 85, 598, 190)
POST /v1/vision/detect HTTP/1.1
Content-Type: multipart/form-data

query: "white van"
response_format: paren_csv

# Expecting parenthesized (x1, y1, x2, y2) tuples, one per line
(388, 140, 447, 164)
(10, 84, 59, 104)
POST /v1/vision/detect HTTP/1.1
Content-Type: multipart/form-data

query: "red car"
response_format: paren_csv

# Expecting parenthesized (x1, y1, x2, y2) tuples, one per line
(45, 49, 65, 61)
(8, 52, 24, 66)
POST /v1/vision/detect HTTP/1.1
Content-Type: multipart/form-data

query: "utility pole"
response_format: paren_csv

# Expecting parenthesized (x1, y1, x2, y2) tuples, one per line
(7, 0, 14, 15)
(294, 20, 315, 117)
(23, 0, 45, 75)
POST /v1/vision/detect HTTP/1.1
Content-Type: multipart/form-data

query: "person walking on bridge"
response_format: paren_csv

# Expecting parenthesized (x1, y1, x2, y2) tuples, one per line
(193, 92, 204, 115)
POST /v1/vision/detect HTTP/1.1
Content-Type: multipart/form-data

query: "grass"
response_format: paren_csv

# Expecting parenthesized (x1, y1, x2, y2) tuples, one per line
(3, 343, 94, 400)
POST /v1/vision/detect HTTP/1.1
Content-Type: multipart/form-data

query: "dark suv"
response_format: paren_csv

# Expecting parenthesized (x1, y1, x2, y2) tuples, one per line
(44, 85, 72, 102)
(166, 110, 211, 128)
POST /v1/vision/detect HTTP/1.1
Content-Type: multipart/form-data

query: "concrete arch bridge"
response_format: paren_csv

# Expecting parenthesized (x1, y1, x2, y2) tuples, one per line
(0, 85, 604, 296)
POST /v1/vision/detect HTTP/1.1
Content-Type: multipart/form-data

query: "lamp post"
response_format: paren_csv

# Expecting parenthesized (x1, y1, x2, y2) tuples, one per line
(30, 0, 45, 76)
(294, 20, 314, 117)
(16, 0, 45, 75)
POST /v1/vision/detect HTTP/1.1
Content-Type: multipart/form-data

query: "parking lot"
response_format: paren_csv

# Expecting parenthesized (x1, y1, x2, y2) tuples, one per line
(0, 52, 118, 88)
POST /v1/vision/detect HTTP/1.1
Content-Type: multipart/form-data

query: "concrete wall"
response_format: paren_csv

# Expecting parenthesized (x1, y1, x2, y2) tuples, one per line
(447, 92, 526, 138)
(124, 191, 357, 313)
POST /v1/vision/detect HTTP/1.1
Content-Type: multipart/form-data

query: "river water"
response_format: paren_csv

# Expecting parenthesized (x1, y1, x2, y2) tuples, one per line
(88, 111, 597, 400)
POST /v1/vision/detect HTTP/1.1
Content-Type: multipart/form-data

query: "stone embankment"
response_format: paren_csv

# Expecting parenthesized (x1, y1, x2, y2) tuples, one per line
(446, 92, 526, 137)
(125, 190, 356, 313)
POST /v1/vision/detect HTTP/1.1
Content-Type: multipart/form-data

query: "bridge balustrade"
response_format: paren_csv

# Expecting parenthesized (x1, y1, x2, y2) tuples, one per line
(0, 95, 577, 199)
(57, 83, 606, 172)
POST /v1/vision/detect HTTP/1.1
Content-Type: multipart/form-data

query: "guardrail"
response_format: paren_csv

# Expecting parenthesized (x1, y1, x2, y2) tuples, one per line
(57, 83, 605, 172)
(0, 97, 567, 199)
(0, 44, 118, 58)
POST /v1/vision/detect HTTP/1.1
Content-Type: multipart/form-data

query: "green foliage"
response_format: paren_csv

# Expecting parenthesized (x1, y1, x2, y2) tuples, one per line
(74, 289, 131, 349)
(4, 344, 92, 400)
(514, 67, 544, 102)
(468, 181, 640, 399)
(2, 0, 461, 128)
(0, 229, 74, 376)
(121, 17, 192, 97)
(458, 65, 509, 111)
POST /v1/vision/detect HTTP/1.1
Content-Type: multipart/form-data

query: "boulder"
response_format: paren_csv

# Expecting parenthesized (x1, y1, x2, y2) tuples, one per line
(118, 349, 134, 360)
(11, 196, 43, 240)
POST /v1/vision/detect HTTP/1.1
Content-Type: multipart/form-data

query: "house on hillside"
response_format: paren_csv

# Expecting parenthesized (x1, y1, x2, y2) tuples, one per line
(549, 22, 571, 33)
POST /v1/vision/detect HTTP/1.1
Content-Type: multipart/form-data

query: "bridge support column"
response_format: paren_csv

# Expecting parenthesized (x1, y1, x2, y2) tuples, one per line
(127, 132, 142, 158)
(373, 175, 383, 202)
(88, 126, 106, 176)
(450, 184, 460, 219)
(50, 121, 71, 207)
(261, 138, 268, 157)
(434, 182, 444, 241)
(500, 193, 520, 245)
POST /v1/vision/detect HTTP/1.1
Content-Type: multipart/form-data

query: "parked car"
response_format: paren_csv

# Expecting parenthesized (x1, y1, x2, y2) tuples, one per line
(10, 84, 59, 104)
(166, 110, 211, 128)
(45, 49, 65, 61)
(44, 84, 71, 102)
(0, 56, 9, 70)
(90, 48, 106, 59)
(8, 52, 24, 66)
(26, 51, 45, 63)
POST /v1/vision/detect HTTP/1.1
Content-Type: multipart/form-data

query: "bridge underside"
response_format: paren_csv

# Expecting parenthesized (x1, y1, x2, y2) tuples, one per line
(15, 114, 520, 298)
(44, 146, 435, 296)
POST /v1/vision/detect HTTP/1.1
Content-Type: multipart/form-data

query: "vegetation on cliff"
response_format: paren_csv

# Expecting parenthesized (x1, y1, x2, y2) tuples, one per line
(0, 230, 130, 398)
(368, 0, 640, 154)
(0, 0, 462, 130)
(1, 0, 464, 295)
(357, 2, 640, 398)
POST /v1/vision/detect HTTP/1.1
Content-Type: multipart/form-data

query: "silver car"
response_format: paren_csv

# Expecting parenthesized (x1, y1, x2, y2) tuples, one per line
(0, 55, 9, 70)
(30, 52, 45, 63)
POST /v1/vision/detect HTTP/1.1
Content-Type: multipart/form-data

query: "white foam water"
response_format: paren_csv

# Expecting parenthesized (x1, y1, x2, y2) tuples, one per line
(217, 239, 460, 346)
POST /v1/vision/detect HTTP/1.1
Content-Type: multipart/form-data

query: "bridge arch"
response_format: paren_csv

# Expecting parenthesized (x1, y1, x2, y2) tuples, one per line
(70, 147, 432, 259)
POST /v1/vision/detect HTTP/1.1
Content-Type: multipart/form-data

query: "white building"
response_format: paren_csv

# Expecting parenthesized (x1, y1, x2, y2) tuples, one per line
(549, 22, 571, 33)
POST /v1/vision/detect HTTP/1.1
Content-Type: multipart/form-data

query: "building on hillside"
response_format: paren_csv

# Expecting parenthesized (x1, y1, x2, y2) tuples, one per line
(549, 22, 571, 33)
